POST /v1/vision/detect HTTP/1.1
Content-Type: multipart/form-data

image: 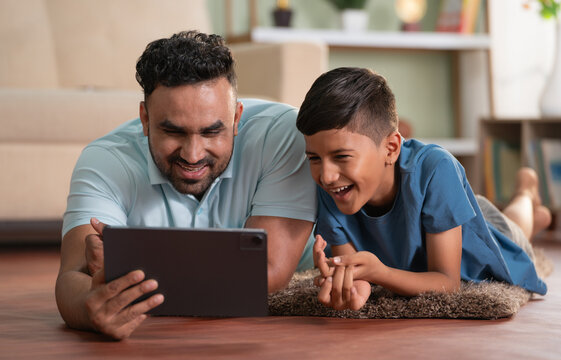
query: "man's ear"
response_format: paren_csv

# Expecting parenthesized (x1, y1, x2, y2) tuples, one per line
(233, 101, 244, 136)
(385, 131, 402, 164)
(139, 101, 149, 137)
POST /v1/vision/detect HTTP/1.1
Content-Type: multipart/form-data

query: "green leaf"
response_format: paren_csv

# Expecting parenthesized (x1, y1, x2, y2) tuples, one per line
(326, 0, 369, 10)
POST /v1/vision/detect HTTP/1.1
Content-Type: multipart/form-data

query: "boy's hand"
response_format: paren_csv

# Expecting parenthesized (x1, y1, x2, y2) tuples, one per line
(317, 267, 371, 311)
(313, 235, 334, 288)
(328, 251, 387, 284)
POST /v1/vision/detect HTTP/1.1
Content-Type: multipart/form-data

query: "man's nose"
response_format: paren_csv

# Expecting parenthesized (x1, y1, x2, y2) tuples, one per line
(179, 136, 205, 164)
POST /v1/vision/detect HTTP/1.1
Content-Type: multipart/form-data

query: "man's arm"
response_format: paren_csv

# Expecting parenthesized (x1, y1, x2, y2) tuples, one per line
(55, 220, 164, 339)
(244, 216, 314, 292)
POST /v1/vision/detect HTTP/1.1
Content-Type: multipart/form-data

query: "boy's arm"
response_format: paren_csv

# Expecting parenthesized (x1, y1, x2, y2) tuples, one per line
(332, 225, 462, 296)
(55, 220, 164, 340)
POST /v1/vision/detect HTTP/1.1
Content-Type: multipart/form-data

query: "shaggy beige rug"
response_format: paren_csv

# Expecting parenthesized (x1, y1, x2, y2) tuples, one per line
(268, 248, 553, 319)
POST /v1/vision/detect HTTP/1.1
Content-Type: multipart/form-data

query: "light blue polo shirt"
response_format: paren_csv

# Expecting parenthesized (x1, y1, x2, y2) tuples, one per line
(63, 99, 317, 268)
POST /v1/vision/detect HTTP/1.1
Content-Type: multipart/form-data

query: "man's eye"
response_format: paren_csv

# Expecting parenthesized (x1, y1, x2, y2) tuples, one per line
(163, 129, 182, 134)
(307, 156, 320, 162)
(335, 155, 350, 160)
(203, 130, 221, 136)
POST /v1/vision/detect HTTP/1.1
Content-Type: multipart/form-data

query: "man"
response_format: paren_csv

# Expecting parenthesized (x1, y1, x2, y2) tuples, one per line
(55, 31, 316, 339)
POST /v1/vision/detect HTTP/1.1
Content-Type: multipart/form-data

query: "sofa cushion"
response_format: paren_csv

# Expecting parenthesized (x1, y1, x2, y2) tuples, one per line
(0, 0, 59, 88)
(47, 0, 211, 90)
(0, 89, 141, 142)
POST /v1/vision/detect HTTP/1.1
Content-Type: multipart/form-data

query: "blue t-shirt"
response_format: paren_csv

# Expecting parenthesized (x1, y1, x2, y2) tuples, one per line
(63, 99, 317, 268)
(316, 139, 546, 294)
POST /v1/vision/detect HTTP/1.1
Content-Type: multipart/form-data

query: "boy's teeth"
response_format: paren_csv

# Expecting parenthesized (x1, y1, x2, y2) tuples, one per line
(331, 185, 349, 193)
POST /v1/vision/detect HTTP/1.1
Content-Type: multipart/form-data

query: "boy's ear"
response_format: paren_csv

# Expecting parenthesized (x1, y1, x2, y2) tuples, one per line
(385, 131, 402, 164)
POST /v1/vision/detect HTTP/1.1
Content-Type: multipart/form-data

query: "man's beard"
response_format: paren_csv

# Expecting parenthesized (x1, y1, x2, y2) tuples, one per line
(148, 138, 234, 200)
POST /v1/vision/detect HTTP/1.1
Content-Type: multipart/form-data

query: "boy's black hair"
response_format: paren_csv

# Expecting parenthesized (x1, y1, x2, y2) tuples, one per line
(296, 67, 398, 144)
(135, 30, 237, 97)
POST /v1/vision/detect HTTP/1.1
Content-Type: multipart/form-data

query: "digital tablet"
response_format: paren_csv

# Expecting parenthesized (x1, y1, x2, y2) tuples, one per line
(103, 226, 268, 317)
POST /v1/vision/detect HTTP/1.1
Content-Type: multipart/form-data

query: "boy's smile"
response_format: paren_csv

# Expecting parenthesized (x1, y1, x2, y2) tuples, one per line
(305, 128, 400, 215)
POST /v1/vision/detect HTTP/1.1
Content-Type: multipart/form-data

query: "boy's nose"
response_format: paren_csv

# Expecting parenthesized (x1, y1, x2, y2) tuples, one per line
(320, 163, 339, 186)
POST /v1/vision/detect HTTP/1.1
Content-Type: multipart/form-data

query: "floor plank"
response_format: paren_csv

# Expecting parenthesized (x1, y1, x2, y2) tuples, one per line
(1, 235, 560, 360)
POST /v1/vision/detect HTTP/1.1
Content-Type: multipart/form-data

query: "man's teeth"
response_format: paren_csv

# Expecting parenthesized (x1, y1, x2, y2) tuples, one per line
(178, 163, 204, 172)
(331, 185, 350, 193)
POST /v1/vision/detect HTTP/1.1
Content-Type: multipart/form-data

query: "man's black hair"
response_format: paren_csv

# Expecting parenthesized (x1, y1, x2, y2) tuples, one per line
(296, 67, 398, 144)
(136, 30, 236, 97)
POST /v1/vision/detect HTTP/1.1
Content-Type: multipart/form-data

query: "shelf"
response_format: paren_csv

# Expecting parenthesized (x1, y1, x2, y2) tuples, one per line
(479, 118, 561, 211)
(251, 27, 491, 50)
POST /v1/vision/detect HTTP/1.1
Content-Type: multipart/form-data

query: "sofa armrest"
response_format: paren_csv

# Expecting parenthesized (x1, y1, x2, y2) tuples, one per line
(0, 88, 141, 143)
(230, 42, 328, 108)
(0, 88, 142, 223)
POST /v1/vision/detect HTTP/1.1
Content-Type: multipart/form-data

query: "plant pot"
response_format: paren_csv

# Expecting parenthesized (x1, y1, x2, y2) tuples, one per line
(341, 9, 369, 32)
(540, 20, 561, 117)
(273, 8, 293, 27)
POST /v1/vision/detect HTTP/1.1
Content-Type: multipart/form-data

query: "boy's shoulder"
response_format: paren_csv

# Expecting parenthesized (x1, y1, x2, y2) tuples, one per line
(400, 138, 458, 173)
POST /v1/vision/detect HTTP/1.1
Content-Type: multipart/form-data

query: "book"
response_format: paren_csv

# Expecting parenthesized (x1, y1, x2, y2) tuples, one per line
(459, 0, 482, 34)
(492, 138, 521, 205)
(483, 136, 496, 202)
(436, 0, 462, 32)
(540, 138, 561, 209)
(436, 0, 482, 33)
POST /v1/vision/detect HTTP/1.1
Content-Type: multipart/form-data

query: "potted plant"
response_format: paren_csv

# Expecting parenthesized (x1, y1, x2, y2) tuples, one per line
(525, 0, 561, 116)
(273, 0, 293, 27)
(326, 0, 370, 32)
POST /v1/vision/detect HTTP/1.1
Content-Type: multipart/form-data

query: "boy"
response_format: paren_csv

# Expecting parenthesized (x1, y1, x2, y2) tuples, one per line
(296, 67, 551, 311)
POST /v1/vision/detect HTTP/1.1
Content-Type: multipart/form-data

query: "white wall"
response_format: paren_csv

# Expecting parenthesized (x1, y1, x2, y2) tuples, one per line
(490, 0, 556, 118)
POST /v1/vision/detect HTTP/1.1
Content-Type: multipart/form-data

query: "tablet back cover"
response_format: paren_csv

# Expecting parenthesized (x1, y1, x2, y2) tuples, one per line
(103, 227, 268, 317)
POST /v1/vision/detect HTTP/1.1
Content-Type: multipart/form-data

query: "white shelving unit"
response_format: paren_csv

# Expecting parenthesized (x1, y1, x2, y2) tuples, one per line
(251, 27, 491, 50)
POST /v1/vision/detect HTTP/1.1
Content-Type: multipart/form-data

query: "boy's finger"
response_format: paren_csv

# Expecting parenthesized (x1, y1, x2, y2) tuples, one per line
(317, 256, 332, 278)
(317, 277, 333, 306)
(313, 234, 326, 251)
(328, 252, 362, 267)
(330, 265, 345, 308)
(342, 265, 354, 304)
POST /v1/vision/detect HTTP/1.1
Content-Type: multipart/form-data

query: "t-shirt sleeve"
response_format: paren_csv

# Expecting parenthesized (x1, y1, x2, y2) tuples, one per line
(249, 108, 317, 222)
(421, 156, 476, 234)
(62, 145, 133, 237)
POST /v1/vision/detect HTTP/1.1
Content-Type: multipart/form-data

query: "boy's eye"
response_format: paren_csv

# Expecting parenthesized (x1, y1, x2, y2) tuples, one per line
(307, 156, 320, 162)
(335, 154, 350, 160)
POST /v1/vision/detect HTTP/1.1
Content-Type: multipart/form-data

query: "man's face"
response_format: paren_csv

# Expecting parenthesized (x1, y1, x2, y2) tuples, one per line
(304, 127, 397, 215)
(140, 78, 243, 199)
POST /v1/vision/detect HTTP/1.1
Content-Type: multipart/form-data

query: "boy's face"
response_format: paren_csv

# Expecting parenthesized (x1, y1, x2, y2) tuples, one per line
(305, 128, 399, 215)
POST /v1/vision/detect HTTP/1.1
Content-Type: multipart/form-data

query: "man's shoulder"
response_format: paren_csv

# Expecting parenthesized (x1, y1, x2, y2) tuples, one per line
(80, 118, 148, 174)
(88, 118, 144, 147)
(239, 99, 297, 129)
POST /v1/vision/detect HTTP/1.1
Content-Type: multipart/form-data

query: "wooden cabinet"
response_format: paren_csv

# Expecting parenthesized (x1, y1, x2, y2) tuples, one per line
(479, 118, 561, 211)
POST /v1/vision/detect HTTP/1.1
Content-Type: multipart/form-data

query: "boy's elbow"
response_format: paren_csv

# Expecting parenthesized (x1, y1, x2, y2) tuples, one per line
(444, 276, 461, 293)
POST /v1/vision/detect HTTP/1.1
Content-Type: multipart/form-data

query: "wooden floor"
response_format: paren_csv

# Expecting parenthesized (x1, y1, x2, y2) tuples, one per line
(2, 234, 561, 360)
